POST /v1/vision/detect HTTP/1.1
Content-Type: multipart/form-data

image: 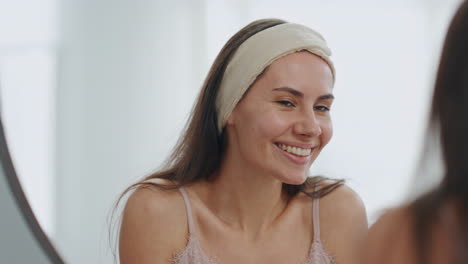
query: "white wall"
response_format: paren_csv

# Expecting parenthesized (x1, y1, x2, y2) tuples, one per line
(0, 0, 58, 237)
(56, 0, 204, 262)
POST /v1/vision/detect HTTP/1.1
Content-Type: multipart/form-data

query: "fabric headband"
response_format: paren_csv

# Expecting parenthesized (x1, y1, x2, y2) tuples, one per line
(215, 22, 335, 133)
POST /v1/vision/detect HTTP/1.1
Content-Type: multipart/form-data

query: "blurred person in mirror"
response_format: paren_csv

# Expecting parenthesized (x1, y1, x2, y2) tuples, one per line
(118, 18, 367, 264)
(365, 1, 468, 264)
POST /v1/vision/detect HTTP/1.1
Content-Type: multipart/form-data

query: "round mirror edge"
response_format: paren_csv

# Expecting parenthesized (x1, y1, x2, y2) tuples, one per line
(0, 117, 65, 264)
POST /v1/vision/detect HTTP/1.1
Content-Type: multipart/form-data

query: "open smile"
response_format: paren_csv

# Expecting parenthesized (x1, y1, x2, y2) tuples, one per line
(274, 143, 315, 165)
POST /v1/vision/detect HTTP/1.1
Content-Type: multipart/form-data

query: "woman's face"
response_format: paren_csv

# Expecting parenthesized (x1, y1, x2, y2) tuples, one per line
(225, 51, 334, 185)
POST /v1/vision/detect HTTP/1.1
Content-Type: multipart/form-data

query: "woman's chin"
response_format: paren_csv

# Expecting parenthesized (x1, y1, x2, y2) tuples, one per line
(280, 174, 308, 185)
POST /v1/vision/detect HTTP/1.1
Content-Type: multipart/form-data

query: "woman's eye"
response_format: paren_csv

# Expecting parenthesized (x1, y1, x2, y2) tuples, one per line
(315, 105, 330, 112)
(277, 100, 295, 107)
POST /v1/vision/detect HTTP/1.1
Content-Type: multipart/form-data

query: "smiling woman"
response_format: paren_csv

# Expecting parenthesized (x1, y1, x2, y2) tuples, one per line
(2, 1, 466, 263)
(117, 19, 367, 264)
(226, 51, 334, 186)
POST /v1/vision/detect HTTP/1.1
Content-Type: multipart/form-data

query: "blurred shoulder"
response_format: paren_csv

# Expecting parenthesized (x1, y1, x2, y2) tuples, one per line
(367, 201, 460, 264)
(370, 205, 413, 233)
(365, 205, 417, 264)
(119, 178, 189, 263)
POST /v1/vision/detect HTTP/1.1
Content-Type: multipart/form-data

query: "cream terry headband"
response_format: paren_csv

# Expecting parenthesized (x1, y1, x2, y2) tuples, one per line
(215, 22, 335, 133)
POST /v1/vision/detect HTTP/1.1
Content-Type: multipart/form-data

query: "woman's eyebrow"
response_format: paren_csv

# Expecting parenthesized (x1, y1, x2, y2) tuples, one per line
(272, 87, 303, 98)
(318, 94, 334, 100)
(273, 87, 334, 101)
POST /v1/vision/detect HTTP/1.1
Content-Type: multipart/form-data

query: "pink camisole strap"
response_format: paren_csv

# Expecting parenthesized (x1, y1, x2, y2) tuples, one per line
(171, 187, 216, 264)
(306, 198, 335, 264)
(313, 198, 321, 241)
(178, 187, 196, 235)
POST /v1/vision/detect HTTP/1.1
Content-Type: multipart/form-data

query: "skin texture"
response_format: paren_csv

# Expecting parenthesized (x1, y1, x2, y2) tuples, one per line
(119, 51, 368, 264)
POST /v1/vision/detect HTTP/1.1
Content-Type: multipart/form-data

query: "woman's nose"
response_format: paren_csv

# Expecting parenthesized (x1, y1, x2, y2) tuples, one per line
(293, 111, 322, 138)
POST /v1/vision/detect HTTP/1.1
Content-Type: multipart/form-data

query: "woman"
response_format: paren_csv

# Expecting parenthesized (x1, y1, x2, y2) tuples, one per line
(366, 1, 468, 263)
(118, 19, 367, 264)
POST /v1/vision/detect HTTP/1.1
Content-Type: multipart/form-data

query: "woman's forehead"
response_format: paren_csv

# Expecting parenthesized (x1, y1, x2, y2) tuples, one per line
(255, 52, 334, 93)
(268, 51, 332, 76)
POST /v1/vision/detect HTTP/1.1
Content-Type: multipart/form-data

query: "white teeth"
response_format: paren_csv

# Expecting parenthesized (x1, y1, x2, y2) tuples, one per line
(278, 144, 311, 156)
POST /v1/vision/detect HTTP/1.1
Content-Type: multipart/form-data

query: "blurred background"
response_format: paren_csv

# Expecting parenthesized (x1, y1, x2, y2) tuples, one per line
(0, 0, 463, 263)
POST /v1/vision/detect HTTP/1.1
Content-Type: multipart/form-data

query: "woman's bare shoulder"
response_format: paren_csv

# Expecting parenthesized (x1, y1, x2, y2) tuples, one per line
(300, 179, 366, 223)
(316, 182, 368, 264)
(319, 181, 367, 225)
(119, 179, 189, 263)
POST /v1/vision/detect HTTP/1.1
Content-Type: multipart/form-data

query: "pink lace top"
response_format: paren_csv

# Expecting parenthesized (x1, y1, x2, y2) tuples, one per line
(171, 187, 334, 264)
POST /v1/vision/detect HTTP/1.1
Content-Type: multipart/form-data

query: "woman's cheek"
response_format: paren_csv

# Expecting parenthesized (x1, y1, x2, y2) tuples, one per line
(321, 120, 333, 146)
(259, 111, 290, 132)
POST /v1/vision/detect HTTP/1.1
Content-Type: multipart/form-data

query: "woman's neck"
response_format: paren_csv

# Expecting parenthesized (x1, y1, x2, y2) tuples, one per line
(197, 156, 290, 241)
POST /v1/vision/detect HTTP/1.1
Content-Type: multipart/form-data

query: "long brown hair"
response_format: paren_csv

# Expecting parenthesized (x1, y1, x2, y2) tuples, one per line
(411, 1, 468, 263)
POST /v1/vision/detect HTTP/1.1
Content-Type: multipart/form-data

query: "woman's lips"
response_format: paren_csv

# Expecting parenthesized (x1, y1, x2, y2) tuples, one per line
(274, 143, 313, 165)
